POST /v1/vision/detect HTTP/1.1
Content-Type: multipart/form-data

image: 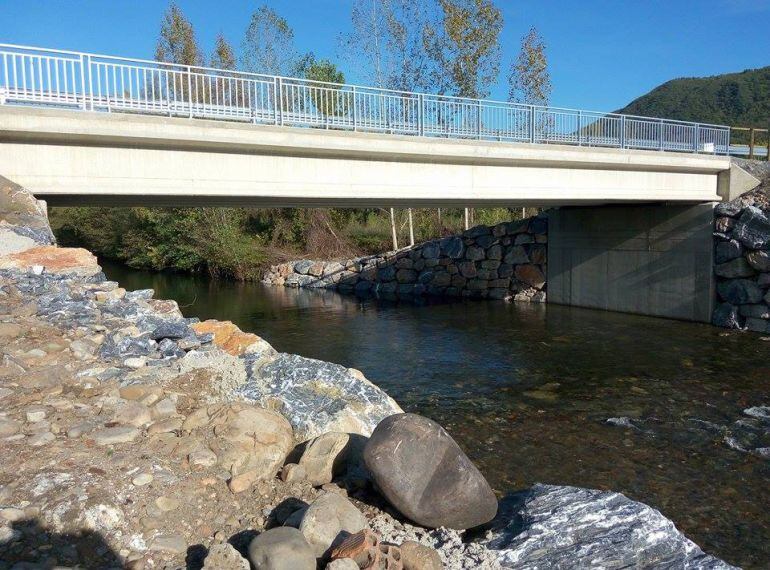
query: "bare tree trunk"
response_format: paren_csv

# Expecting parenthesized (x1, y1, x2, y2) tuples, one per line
(408, 208, 415, 246)
(464, 207, 470, 230)
(390, 207, 399, 250)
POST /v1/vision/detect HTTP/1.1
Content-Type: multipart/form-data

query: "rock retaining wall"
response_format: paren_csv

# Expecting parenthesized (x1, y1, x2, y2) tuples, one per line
(712, 179, 770, 333)
(263, 214, 548, 302)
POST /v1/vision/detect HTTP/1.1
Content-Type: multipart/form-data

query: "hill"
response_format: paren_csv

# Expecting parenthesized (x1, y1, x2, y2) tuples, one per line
(616, 66, 770, 128)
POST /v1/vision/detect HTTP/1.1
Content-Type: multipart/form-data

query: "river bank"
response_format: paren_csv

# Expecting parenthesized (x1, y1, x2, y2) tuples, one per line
(0, 178, 749, 568)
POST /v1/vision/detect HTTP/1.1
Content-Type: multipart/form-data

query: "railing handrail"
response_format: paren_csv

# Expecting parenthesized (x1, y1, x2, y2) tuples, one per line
(0, 42, 732, 154)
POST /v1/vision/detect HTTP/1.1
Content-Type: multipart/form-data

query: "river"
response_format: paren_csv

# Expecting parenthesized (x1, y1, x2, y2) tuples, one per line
(102, 260, 770, 568)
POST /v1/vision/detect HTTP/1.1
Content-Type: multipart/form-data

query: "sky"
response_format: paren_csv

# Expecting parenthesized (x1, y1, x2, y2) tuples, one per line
(2, 0, 769, 112)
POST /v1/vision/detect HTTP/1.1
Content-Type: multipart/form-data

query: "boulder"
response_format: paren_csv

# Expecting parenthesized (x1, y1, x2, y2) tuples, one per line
(294, 260, 315, 275)
(514, 264, 546, 289)
(183, 402, 293, 489)
(439, 236, 465, 259)
(481, 484, 736, 569)
(503, 246, 529, 265)
(203, 543, 250, 570)
(715, 201, 743, 218)
(465, 246, 485, 261)
(0, 245, 100, 277)
(240, 353, 402, 441)
(712, 303, 742, 329)
(0, 227, 37, 256)
(717, 279, 764, 305)
(715, 240, 743, 264)
(364, 413, 497, 529)
(248, 527, 316, 570)
(421, 242, 440, 259)
(299, 492, 368, 557)
(733, 206, 770, 249)
(714, 257, 756, 278)
(298, 431, 350, 487)
(192, 320, 274, 357)
(400, 541, 443, 570)
(746, 250, 770, 272)
(377, 265, 397, 281)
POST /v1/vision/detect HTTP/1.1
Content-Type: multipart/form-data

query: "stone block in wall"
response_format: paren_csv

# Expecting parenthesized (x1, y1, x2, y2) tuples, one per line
(535, 234, 547, 244)
(440, 236, 465, 259)
(717, 279, 764, 305)
(465, 246, 485, 261)
(746, 318, 770, 333)
(477, 269, 496, 280)
(421, 242, 440, 259)
(488, 288, 508, 299)
(354, 281, 372, 294)
(377, 265, 397, 281)
(492, 223, 507, 237)
(481, 259, 501, 270)
(514, 234, 534, 245)
(476, 235, 498, 249)
(447, 264, 458, 275)
(760, 274, 770, 288)
(487, 244, 503, 260)
(504, 219, 529, 235)
(739, 304, 770, 319)
(467, 279, 488, 290)
(396, 257, 414, 269)
(715, 240, 744, 263)
(498, 263, 513, 278)
(733, 206, 770, 249)
(414, 259, 425, 271)
(746, 250, 770, 272)
(715, 217, 735, 233)
(396, 269, 417, 283)
(424, 258, 440, 268)
(712, 302, 741, 328)
(490, 278, 511, 289)
(464, 225, 491, 239)
(504, 246, 529, 265)
(445, 287, 461, 297)
(459, 262, 477, 278)
(714, 258, 756, 278)
(398, 284, 416, 297)
(528, 217, 548, 235)
(418, 270, 434, 284)
(451, 275, 467, 288)
(528, 244, 547, 265)
(431, 272, 452, 287)
(514, 265, 546, 289)
(379, 281, 398, 295)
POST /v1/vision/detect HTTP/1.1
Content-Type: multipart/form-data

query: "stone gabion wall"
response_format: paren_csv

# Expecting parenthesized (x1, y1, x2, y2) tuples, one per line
(712, 200, 770, 333)
(263, 214, 548, 302)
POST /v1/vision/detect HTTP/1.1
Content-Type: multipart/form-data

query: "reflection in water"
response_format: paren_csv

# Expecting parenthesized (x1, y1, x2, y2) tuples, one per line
(102, 260, 770, 568)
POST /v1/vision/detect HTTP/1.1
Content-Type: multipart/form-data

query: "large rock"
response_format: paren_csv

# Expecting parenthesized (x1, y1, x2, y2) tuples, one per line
(717, 279, 764, 305)
(183, 402, 293, 489)
(714, 257, 755, 278)
(240, 353, 402, 441)
(481, 484, 736, 569)
(364, 413, 497, 529)
(203, 543, 250, 570)
(299, 492, 368, 557)
(746, 250, 770, 272)
(715, 240, 743, 264)
(733, 206, 770, 249)
(712, 303, 742, 329)
(191, 319, 274, 357)
(0, 246, 100, 277)
(248, 527, 316, 570)
(514, 264, 546, 289)
(297, 431, 350, 487)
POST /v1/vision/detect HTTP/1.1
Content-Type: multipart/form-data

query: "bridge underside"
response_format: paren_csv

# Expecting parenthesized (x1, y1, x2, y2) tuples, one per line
(0, 107, 731, 208)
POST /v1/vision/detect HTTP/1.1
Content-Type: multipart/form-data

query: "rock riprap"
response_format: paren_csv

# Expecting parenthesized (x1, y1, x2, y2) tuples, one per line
(262, 215, 548, 303)
(248, 526, 316, 570)
(240, 353, 402, 440)
(481, 484, 737, 569)
(364, 413, 498, 529)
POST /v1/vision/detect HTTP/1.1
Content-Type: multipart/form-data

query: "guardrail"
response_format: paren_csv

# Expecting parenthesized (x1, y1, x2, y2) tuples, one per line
(0, 43, 731, 155)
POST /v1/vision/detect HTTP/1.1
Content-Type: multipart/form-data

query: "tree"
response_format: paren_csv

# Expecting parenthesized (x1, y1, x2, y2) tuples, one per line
(155, 3, 202, 67)
(296, 54, 348, 117)
(242, 5, 298, 76)
(341, 0, 437, 92)
(210, 33, 236, 70)
(425, 0, 503, 98)
(508, 27, 551, 106)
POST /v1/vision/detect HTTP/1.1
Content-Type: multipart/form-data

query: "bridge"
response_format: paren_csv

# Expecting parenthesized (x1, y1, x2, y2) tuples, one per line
(0, 44, 763, 324)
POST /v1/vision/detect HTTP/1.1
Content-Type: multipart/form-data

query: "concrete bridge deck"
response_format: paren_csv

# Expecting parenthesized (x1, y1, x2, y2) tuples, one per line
(0, 107, 736, 208)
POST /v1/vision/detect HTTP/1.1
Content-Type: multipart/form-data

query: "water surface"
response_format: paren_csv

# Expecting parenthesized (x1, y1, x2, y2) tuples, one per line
(103, 260, 770, 568)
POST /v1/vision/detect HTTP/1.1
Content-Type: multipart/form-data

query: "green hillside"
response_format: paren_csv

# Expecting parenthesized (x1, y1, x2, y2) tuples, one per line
(617, 66, 770, 128)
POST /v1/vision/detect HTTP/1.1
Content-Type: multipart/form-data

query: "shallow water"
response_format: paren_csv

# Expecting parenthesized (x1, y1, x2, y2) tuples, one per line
(102, 260, 770, 568)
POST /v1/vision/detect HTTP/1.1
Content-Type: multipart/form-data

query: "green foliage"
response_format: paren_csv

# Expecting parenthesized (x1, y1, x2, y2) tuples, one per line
(155, 3, 202, 66)
(210, 34, 236, 70)
(508, 27, 551, 106)
(617, 66, 770, 131)
(242, 5, 298, 75)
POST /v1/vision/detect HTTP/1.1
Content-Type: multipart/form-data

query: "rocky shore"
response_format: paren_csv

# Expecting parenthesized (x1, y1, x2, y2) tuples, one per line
(0, 179, 737, 569)
(262, 215, 548, 303)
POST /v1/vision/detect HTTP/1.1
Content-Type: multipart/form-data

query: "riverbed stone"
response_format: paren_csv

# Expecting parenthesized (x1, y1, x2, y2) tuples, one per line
(249, 527, 316, 570)
(89, 426, 140, 445)
(400, 541, 443, 570)
(203, 542, 250, 570)
(481, 484, 736, 569)
(298, 431, 350, 487)
(364, 413, 497, 529)
(299, 492, 368, 557)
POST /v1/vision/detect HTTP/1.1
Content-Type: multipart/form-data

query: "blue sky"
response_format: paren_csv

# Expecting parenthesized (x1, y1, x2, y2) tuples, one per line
(2, 0, 769, 112)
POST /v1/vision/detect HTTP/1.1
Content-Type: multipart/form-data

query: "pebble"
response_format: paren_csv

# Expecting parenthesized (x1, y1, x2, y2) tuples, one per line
(155, 496, 180, 512)
(112, 402, 152, 428)
(202, 542, 250, 570)
(0, 507, 26, 522)
(90, 426, 140, 445)
(153, 397, 177, 418)
(149, 533, 186, 554)
(189, 448, 218, 469)
(25, 407, 47, 423)
(400, 540, 444, 570)
(28, 431, 55, 446)
(326, 560, 359, 570)
(132, 473, 154, 486)
(0, 418, 21, 438)
(124, 357, 147, 369)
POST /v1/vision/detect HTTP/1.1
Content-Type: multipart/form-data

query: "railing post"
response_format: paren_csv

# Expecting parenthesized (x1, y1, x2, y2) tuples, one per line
(276, 77, 283, 126)
(187, 66, 193, 118)
(659, 119, 664, 151)
(749, 127, 755, 160)
(576, 110, 582, 145)
(529, 105, 535, 143)
(418, 93, 424, 136)
(476, 101, 481, 139)
(620, 115, 626, 148)
(693, 123, 699, 153)
(351, 86, 357, 131)
(79, 53, 87, 110)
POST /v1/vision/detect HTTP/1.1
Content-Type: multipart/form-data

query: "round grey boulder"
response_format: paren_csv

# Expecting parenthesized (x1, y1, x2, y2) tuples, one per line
(299, 492, 367, 558)
(248, 527, 315, 570)
(364, 413, 497, 529)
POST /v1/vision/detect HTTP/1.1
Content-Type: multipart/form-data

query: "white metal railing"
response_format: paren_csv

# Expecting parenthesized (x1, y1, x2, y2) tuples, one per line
(0, 43, 732, 154)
